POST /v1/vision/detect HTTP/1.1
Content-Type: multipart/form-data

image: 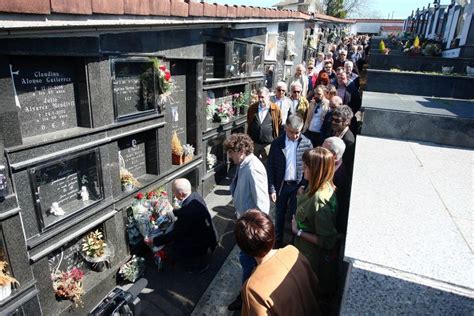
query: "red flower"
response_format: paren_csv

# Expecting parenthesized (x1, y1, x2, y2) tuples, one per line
(161, 191, 168, 197)
(147, 191, 157, 199)
(136, 192, 144, 199)
(159, 65, 167, 71)
(164, 70, 171, 81)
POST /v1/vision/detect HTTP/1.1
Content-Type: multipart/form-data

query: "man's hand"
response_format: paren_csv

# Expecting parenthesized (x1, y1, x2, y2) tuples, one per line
(270, 192, 277, 203)
(297, 186, 305, 196)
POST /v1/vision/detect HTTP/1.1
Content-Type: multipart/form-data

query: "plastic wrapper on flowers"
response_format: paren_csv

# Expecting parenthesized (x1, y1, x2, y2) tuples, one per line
(127, 190, 176, 254)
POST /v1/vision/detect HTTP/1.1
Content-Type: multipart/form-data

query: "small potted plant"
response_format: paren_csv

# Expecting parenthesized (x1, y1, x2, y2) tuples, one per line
(81, 230, 113, 272)
(0, 260, 18, 301)
(118, 255, 145, 283)
(120, 168, 140, 192)
(52, 267, 84, 307)
(171, 132, 184, 165)
(182, 144, 195, 164)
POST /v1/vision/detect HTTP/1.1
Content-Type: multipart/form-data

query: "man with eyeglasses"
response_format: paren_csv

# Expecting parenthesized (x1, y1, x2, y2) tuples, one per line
(270, 82, 292, 130)
(307, 61, 318, 100)
(247, 87, 282, 164)
(267, 115, 313, 248)
(288, 82, 309, 123)
(320, 61, 337, 86)
(327, 105, 355, 177)
(288, 64, 308, 98)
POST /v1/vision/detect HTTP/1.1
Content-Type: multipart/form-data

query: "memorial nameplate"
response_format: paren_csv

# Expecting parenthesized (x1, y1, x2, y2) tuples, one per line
(204, 56, 214, 80)
(9, 57, 82, 138)
(31, 150, 103, 230)
(119, 136, 147, 179)
(112, 60, 157, 120)
(48, 236, 86, 273)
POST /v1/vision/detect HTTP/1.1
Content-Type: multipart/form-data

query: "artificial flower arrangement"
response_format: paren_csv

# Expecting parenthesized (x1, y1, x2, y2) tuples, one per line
(52, 267, 85, 307)
(0, 260, 18, 301)
(171, 131, 184, 165)
(126, 189, 175, 269)
(120, 168, 141, 192)
(378, 40, 390, 55)
(206, 97, 216, 120)
(182, 144, 195, 164)
(207, 152, 217, 170)
(118, 255, 145, 283)
(232, 91, 250, 115)
(403, 36, 422, 56)
(81, 229, 113, 272)
(215, 101, 234, 123)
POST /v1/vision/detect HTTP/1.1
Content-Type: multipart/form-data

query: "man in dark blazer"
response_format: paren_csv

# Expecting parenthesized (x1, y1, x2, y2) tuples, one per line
(147, 178, 217, 273)
(266, 114, 313, 248)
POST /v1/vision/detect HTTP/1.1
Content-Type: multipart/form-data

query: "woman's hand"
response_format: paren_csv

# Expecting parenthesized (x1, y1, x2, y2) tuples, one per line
(291, 215, 298, 235)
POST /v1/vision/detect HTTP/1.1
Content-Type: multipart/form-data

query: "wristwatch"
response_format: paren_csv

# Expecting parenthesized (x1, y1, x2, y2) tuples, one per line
(297, 229, 302, 237)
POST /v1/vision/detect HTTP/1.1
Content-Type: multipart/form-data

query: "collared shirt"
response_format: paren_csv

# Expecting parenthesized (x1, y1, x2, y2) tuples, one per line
(258, 102, 270, 123)
(284, 136, 298, 181)
(309, 103, 323, 132)
(290, 98, 299, 115)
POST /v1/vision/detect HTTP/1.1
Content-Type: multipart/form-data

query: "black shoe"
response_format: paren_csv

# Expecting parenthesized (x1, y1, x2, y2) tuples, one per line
(228, 294, 242, 311)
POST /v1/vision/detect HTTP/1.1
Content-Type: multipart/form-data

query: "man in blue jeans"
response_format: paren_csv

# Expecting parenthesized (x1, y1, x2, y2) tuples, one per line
(224, 133, 270, 311)
(267, 114, 313, 248)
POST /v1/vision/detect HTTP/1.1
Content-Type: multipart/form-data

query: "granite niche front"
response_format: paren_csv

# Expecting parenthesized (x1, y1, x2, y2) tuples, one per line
(0, 24, 269, 314)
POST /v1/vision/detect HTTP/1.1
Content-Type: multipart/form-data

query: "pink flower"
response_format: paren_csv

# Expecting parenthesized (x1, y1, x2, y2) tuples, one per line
(164, 70, 171, 81)
(159, 65, 167, 71)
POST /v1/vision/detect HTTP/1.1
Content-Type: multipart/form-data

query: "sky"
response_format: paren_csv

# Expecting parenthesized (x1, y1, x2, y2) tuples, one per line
(211, 0, 440, 19)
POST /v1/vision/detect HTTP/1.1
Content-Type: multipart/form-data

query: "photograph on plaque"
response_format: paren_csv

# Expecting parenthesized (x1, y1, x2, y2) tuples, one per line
(8, 56, 88, 138)
(265, 33, 278, 61)
(252, 45, 264, 74)
(232, 42, 248, 77)
(112, 59, 159, 120)
(30, 149, 103, 230)
(171, 106, 179, 122)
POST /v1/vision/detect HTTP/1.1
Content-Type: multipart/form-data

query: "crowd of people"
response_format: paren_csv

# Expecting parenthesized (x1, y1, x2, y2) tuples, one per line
(147, 35, 370, 315)
(225, 35, 370, 314)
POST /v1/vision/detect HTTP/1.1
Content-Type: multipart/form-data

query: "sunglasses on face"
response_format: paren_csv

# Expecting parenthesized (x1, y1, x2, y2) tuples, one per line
(277, 88, 285, 92)
(292, 90, 302, 94)
(308, 67, 314, 70)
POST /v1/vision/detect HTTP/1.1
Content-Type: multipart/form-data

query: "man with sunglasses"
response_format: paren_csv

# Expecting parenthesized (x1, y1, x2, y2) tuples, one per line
(320, 61, 337, 86)
(288, 82, 309, 123)
(270, 82, 292, 130)
(328, 105, 355, 177)
(306, 61, 318, 100)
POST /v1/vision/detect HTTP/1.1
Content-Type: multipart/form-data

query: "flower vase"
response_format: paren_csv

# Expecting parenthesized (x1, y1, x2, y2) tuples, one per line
(172, 153, 183, 165)
(122, 183, 135, 193)
(183, 155, 193, 164)
(0, 284, 12, 301)
(220, 117, 230, 124)
(89, 260, 107, 272)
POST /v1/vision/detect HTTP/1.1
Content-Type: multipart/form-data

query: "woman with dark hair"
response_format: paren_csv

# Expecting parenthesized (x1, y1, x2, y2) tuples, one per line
(291, 147, 340, 308)
(236, 210, 320, 316)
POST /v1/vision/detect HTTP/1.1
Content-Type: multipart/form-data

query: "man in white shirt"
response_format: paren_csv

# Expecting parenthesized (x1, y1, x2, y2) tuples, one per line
(270, 81, 292, 131)
(266, 115, 313, 248)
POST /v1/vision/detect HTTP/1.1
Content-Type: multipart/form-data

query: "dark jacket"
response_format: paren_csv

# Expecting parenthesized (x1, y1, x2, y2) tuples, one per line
(153, 192, 217, 258)
(267, 133, 313, 195)
(247, 102, 282, 140)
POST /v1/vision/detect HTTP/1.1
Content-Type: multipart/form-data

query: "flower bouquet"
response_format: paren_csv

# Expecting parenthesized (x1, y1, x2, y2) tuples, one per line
(0, 260, 18, 301)
(52, 267, 84, 307)
(152, 58, 173, 102)
(216, 101, 234, 123)
(206, 97, 216, 121)
(207, 152, 217, 170)
(119, 255, 145, 283)
(81, 229, 114, 272)
(232, 92, 250, 115)
(127, 189, 175, 268)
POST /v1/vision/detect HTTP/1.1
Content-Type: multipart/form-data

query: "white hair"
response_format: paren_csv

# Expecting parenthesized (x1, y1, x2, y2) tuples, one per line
(323, 137, 346, 161)
(290, 82, 302, 91)
(275, 81, 287, 91)
(344, 61, 354, 68)
(173, 178, 192, 195)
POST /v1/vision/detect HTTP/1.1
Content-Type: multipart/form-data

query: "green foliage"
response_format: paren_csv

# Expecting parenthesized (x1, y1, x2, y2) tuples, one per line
(326, 0, 346, 18)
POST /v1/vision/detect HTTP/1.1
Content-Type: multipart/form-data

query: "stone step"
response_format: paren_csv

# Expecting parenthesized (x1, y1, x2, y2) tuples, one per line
(365, 69, 474, 99)
(361, 92, 474, 148)
(342, 135, 474, 314)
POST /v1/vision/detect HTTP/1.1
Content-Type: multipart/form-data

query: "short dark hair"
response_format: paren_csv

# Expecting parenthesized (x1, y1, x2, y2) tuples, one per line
(223, 133, 254, 155)
(234, 209, 275, 258)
